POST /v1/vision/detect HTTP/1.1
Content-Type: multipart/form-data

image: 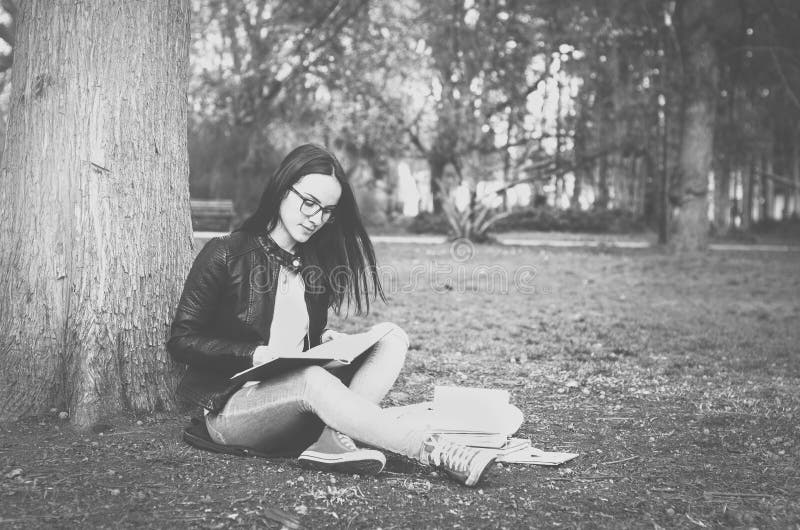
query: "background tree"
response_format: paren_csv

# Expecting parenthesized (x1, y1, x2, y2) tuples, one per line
(669, 0, 728, 250)
(183, 0, 799, 244)
(188, 0, 369, 223)
(0, 0, 15, 72)
(0, 0, 192, 426)
(0, 0, 16, 162)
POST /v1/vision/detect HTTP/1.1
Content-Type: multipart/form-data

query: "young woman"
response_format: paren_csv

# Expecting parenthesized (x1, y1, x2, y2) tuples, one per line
(167, 144, 495, 487)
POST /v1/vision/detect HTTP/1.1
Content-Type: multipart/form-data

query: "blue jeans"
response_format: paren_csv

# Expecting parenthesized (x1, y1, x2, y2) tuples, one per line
(205, 323, 428, 460)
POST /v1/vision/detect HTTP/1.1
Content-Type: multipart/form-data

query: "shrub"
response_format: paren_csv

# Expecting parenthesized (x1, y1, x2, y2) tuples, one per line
(492, 206, 645, 233)
(407, 206, 646, 235)
(407, 211, 452, 235)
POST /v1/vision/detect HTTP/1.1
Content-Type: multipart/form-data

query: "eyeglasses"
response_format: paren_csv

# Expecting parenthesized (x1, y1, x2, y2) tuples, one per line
(289, 187, 336, 223)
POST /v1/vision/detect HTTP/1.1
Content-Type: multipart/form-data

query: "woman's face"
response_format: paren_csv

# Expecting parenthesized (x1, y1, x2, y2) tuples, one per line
(275, 172, 342, 249)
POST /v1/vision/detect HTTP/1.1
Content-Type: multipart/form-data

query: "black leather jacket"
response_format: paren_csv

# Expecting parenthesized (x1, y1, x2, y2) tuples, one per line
(166, 231, 328, 411)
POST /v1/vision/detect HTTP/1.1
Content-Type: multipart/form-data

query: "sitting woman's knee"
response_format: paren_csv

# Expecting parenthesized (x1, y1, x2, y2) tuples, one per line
(298, 365, 341, 411)
(380, 322, 410, 350)
(300, 365, 334, 387)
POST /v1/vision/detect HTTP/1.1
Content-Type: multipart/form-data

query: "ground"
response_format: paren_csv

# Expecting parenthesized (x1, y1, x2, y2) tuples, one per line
(1, 241, 799, 529)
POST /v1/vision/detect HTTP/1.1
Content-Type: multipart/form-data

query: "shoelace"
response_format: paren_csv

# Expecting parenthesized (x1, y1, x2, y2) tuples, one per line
(427, 438, 475, 473)
(335, 431, 358, 451)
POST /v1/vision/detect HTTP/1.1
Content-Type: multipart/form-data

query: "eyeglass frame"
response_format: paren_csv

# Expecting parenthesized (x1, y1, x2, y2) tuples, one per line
(288, 186, 337, 223)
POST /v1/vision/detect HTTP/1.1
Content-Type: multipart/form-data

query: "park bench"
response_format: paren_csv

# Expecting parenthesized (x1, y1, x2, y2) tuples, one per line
(190, 199, 234, 232)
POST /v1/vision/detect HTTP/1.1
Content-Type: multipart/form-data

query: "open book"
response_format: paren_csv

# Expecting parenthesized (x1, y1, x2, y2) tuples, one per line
(230, 323, 395, 383)
(494, 438, 580, 465)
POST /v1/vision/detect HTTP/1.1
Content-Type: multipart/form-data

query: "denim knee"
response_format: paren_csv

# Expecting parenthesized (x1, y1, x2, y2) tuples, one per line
(380, 322, 410, 349)
(298, 365, 343, 413)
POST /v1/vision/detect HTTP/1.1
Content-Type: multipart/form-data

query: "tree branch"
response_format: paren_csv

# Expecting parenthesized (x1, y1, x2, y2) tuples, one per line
(219, 1, 242, 73)
(484, 70, 550, 118)
(277, 0, 368, 90)
(247, 0, 368, 120)
(475, 144, 626, 204)
(768, 46, 800, 110)
(0, 22, 13, 47)
(0, 0, 16, 18)
(0, 52, 11, 73)
(758, 170, 800, 189)
(235, 2, 259, 53)
(350, 82, 431, 156)
(405, 126, 429, 157)
(763, 10, 800, 111)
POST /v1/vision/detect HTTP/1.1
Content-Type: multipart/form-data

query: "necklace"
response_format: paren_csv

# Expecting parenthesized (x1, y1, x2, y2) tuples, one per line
(261, 234, 303, 273)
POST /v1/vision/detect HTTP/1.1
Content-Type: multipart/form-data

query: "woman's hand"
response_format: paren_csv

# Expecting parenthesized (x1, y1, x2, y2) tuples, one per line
(252, 345, 277, 366)
(320, 328, 347, 343)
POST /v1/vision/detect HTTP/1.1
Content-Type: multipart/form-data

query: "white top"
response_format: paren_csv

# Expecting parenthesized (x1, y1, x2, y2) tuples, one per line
(240, 265, 309, 389)
(268, 265, 310, 354)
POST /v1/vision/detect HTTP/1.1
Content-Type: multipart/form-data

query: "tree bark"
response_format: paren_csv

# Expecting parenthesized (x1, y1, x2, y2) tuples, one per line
(793, 124, 800, 218)
(713, 157, 731, 233)
(571, 103, 589, 211)
(670, 0, 721, 252)
(428, 153, 447, 214)
(571, 171, 583, 210)
(0, 0, 192, 426)
(594, 155, 610, 210)
(760, 153, 774, 221)
(742, 154, 755, 230)
(658, 97, 669, 244)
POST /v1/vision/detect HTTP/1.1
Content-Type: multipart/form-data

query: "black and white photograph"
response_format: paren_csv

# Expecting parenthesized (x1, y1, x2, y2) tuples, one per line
(1, 0, 798, 528)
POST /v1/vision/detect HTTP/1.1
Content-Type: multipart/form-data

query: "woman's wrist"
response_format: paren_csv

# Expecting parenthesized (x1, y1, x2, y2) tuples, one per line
(320, 328, 346, 343)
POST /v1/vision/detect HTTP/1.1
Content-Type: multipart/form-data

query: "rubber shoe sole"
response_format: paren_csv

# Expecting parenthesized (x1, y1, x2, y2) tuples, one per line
(446, 452, 497, 487)
(298, 449, 386, 475)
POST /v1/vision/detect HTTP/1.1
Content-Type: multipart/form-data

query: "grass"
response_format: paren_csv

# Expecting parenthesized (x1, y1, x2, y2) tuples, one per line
(1, 241, 799, 528)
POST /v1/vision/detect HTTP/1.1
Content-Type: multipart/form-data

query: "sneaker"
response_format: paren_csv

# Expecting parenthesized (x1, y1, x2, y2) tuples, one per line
(298, 427, 386, 475)
(421, 434, 496, 487)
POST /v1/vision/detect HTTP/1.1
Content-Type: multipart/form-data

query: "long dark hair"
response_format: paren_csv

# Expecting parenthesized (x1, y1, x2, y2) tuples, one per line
(238, 143, 385, 314)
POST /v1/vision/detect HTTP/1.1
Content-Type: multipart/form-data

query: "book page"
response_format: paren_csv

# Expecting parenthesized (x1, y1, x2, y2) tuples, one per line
(431, 386, 519, 435)
(292, 322, 395, 362)
(383, 398, 524, 436)
(497, 447, 579, 465)
(230, 323, 395, 382)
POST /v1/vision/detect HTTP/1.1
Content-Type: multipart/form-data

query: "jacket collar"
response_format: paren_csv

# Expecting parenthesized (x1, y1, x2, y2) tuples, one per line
(256, 233, 304, 273)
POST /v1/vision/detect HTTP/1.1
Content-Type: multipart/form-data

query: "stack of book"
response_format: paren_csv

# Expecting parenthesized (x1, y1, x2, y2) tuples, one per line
(387, 385, 578, 466)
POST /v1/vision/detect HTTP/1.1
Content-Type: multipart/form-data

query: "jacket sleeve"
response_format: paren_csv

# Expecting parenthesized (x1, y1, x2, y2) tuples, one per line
(166, 237, 260, 370)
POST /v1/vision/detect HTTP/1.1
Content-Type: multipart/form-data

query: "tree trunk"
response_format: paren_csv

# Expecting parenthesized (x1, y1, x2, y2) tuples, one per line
(714, 157, 731, 233)
(642, 151, 657, 225)
(0, 0, 192, 426)
(671, 0, 720, 252)
(658, 97, 670, 244)
(730, 167, 740, 227)
(232, 125, 281, 227)
(571, 171, 583, 210)
(594, 156, 610, 210)
(760, 153, 774, 221)
(428, 154, 447, 214)
(571, 98, 590, 211)
(742, 154, 755, 230)
(793, 125, 800, 218)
